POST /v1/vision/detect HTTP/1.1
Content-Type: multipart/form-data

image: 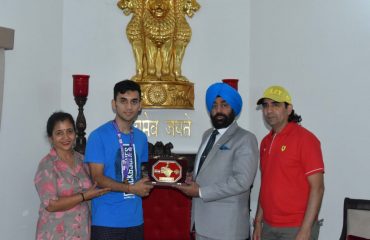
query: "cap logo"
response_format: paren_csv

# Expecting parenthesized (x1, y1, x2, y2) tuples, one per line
(271, 89, 283, 96)
(270, 88, 291, 102)
(271, 89, 281, 94)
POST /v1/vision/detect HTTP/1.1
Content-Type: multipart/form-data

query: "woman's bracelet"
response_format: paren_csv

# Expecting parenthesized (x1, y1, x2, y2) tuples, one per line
(80, 192, 85, 202)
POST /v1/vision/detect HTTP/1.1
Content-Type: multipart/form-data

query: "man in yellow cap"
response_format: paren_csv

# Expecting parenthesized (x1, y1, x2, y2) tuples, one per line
(253, 86, 325, 240)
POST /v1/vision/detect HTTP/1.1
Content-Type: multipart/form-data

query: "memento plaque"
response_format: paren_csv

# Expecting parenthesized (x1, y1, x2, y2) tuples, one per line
(146, 157, 188, 186)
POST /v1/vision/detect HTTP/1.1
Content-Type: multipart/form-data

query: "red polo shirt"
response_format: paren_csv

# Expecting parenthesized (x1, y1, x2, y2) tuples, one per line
(260, 122, 324, 227)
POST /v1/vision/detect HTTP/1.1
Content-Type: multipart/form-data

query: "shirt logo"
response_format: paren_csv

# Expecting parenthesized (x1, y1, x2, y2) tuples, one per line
(281, 145, 286, 152)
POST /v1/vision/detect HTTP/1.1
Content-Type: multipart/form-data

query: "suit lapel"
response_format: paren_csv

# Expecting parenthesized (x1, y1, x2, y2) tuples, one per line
(193, 128, 212, 178)
(197, 122, 239, 176)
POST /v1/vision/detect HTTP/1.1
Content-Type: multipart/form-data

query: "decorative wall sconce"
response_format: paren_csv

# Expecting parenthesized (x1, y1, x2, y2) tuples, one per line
(73, 74, 89, 154)
(222, 79, 239, 91)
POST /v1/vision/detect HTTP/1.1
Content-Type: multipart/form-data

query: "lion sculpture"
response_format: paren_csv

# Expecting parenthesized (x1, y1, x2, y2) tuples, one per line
(117, 0, 146, 81)
(117, 0, 200, 82)
(173, 0, 200, 81)
(143, 0, 176, 81)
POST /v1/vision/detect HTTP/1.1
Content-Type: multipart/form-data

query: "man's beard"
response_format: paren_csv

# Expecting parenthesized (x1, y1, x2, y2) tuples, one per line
(211, 111, 235, 129)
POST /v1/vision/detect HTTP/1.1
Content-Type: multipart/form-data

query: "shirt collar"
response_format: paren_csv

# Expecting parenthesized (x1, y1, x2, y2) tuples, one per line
(214, 121, 234, 137)
(269, 122, 297, 137)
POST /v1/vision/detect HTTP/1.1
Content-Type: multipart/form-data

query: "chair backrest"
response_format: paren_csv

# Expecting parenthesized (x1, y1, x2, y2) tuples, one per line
(340, 197, 370, 240)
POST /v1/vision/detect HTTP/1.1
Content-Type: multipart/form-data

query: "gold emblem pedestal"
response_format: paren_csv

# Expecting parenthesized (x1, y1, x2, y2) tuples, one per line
(139, 81, 194, 109)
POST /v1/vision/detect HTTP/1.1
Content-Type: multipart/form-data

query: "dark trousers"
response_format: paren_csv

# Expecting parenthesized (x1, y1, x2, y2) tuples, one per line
(91, 224, 144, 240)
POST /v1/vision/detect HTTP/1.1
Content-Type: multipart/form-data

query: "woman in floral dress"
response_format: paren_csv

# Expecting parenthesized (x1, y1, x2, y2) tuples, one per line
(34, 112, 110, 240)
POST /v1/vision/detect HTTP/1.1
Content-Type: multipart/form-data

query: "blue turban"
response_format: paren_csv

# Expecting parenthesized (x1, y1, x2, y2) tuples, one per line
(206, 82, 243, 116)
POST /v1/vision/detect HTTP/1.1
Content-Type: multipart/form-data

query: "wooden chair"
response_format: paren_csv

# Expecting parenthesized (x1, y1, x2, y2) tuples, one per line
(340, 197, 370, 240)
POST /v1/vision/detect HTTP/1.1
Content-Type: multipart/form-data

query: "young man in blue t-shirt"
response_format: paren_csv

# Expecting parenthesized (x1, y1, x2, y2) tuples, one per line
(85, 80, 153, 240)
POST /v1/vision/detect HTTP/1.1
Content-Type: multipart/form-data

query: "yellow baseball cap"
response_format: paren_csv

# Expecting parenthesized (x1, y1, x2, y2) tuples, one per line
(257, 85, 292, 105)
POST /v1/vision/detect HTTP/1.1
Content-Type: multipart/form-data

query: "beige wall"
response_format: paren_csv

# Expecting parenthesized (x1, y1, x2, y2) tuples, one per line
(0, 1, 63, 238)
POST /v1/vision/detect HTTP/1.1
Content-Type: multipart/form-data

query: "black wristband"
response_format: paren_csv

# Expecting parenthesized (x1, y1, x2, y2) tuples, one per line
(80, 193, 85, 202)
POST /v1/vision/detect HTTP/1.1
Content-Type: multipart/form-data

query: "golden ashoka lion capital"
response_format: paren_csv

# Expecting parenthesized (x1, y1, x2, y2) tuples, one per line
(117, 0, 200, 109)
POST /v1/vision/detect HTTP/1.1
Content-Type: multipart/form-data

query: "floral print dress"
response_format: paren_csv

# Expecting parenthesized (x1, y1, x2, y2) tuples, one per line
(34, 149, 92, 240)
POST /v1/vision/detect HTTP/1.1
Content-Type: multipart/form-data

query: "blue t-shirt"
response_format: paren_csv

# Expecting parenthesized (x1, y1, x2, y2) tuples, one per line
(84, 121, 148, 228)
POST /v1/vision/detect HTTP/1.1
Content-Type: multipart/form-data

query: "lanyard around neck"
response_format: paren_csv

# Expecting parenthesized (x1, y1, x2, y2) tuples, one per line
(112, 120, 135, 182)
(112, 120, 134, 147)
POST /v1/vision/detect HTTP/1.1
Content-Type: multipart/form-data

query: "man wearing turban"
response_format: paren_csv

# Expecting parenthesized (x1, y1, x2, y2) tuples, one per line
(176, 82, 259, 240)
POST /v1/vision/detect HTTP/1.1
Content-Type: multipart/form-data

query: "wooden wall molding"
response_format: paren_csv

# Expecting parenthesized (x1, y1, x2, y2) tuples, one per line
(0, 26, 14, 128)
(0, 26, 14, 50)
